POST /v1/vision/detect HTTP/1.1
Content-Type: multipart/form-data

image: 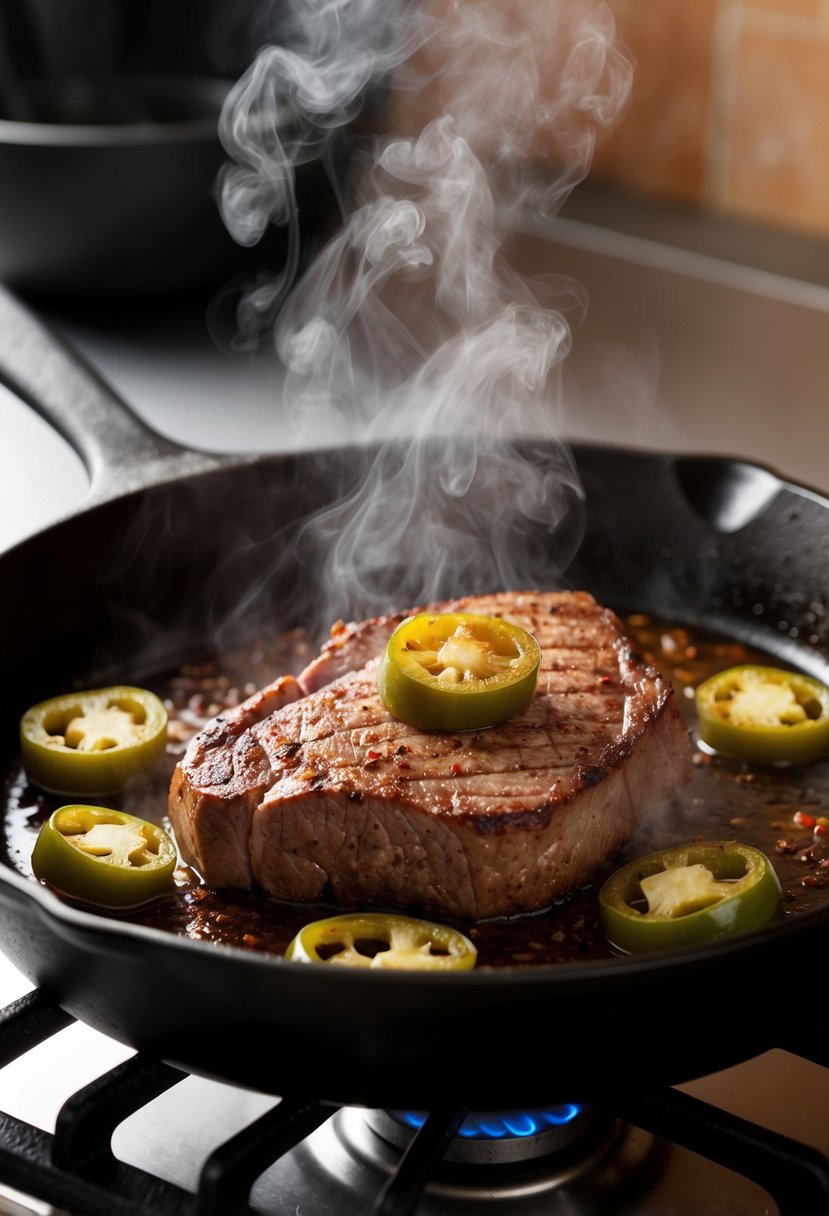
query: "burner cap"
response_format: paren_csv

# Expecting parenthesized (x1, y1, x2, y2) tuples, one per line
(374, 1104, 593, 1165)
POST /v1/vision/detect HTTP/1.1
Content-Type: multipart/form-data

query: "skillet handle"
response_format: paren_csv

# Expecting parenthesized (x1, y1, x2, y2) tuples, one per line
(0, 285, 229, 503)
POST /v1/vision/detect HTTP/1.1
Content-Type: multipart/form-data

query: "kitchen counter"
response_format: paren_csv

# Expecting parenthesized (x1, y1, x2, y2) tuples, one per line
(3, 191, 829, 559)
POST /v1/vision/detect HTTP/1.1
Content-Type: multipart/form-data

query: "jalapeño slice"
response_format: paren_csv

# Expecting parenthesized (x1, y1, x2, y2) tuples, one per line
(599, 841, 782, 954)
(284, 912, 477, 971)
(20, 685, 168, 795)
(695, 665, 829, 765)
(31, 804, 177, 909)
(377, 612, 541, 732)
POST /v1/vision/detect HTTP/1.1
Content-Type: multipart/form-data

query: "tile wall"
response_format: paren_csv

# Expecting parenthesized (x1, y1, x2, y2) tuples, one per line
(593, 0, 829, 238)
(388, 1, 829, 240)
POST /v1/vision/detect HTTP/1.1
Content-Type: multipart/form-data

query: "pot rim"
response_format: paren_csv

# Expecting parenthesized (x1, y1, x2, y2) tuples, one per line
(0, 73, 232, 147)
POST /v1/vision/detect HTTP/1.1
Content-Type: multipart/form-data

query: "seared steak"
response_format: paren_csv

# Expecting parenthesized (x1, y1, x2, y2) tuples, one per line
(169, 591, 692, 920)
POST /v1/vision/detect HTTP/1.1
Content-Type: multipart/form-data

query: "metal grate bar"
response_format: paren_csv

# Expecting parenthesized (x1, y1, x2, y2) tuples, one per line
(601, 1086, 829, 1216)
(371, 1106, 469, 1216)
(195, 1095, 333, 1216)
(52, 1053, 188, 1171)
(0, 1110, 194, 1216)
(0, 991, 75, 1068)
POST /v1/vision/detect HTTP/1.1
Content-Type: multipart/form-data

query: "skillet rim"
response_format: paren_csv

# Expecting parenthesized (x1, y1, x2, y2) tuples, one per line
(3, 835, 829, 991)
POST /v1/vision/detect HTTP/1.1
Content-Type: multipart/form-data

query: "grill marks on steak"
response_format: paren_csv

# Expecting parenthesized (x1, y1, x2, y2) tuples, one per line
(169, 591, 692, 920)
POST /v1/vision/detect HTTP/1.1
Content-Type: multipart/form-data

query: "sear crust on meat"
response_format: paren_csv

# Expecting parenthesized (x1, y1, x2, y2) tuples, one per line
(168, 591, 692, 921)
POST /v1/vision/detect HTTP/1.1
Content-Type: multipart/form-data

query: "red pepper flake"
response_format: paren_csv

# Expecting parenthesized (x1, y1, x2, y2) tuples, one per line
(775, 838, 800, 855)
(451, 763, 463, 776)
(397, 761, 411, 771)
(815, 823, 829, 837)
(819, 858, 829, 870)
(801, 874, 828, 889)
(367, 750, 381, 761)
(793, 811, 816, 829)
(598, 674, 611, 685)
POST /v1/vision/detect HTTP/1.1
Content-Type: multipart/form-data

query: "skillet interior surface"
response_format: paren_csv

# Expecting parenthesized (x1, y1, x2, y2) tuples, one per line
(2, 441, 829, 1108)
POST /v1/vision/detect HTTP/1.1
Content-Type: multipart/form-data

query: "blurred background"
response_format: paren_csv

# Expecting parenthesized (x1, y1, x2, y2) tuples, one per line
(383, 0, 829, 274)
(0, 0, 342, 298)
(3, 0, 828, 297)
(594, 0, 829, 243)
(1, 0, 828, 552)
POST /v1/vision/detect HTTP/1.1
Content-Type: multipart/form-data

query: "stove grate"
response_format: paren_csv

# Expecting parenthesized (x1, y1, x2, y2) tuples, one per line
(372, 1105, 468, 1216)
(601, 1085, 829, 1216)
(0, 990, 335, 1216)
(1, 991, 829, 1216)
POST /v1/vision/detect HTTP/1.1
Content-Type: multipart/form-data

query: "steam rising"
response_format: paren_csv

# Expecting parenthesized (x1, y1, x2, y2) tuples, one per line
(216, 0, 633, 624)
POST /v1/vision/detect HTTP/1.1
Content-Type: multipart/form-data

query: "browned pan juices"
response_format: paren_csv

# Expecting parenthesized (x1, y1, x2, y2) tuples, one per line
(4, 614, 829, 968)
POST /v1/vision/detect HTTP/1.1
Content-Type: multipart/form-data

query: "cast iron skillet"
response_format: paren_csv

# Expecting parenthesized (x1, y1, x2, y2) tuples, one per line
(1, 284, 828, 1110)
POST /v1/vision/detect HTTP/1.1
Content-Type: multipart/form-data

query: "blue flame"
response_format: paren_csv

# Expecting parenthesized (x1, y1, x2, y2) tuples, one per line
(397, 1105, 582, 1139)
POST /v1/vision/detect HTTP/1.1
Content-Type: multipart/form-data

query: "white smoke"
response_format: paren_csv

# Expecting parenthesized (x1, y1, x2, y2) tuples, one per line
(215, 0, 633, 620)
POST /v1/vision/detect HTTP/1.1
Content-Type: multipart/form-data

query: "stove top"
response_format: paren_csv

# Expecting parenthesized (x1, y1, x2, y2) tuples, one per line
(1, 988, 828, 1216)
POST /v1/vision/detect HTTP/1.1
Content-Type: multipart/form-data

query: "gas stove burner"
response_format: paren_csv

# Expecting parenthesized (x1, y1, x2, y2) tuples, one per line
(378, 1104, 591, 1165)
(283, 1101, 655, 1213)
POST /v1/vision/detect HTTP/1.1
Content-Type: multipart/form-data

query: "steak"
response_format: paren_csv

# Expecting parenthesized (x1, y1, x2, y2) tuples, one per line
(168, 591, 692, 920)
